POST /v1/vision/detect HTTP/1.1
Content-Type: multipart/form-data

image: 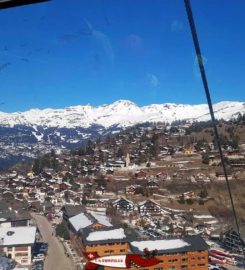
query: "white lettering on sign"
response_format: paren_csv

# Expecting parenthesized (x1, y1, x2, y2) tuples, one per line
(91, 255, 127, 268)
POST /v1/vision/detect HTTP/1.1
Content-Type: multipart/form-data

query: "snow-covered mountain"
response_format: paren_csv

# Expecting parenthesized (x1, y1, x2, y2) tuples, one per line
(0, 100, 244, 169)
(0, 100, 244, 128)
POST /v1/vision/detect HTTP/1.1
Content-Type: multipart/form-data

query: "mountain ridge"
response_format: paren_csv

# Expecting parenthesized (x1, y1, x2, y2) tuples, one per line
(0, 100, 244, 129)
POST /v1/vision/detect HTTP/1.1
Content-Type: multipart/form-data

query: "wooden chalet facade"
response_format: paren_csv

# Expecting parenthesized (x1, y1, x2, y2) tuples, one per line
(138, 199, 161, 215)
(112, 198, 134, 213)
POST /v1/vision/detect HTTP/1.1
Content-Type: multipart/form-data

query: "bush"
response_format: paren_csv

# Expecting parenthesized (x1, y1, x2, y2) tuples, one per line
(56, 222, 70, 240)
(198, 200, 205, 205)
(186, 198, 194, 205)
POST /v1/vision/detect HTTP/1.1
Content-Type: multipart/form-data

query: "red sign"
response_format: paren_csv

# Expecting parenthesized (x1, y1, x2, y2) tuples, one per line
(84, 252, 160, 270)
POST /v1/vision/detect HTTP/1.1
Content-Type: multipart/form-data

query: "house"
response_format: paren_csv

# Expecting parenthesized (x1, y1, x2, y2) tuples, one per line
(135, 170, 147, 179)
(145, 180, 159, 189)
(125, 185, 136, 195)
(83, 183, 93, 197)
(138, 200, 161, 215)
(0, 201, 31, 227)
(183, 146, 194, 155)
(209, 155, 220, 166)
(61, 205, 84, 222)
(68, 211, 112, 233)
(215, 169, 233, 181)
(221, 229, 245, 254)
(0, 226, 36, 266)
(112, 198, 134, 213)
(94, 186, 105, 196)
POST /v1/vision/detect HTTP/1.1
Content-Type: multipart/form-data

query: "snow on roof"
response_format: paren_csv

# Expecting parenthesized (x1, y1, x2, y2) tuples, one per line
(194, 215, 214, 219)
(204, 220, 218, 225)
(131, 239, 190, 252)
(0, 226, 36, 246)
(90, 212, 112, 227)
(69, 212, 93, 232)
(113, 197, 134, 205)
(86, 228, 126, 242)
(138, 199, 160, 206)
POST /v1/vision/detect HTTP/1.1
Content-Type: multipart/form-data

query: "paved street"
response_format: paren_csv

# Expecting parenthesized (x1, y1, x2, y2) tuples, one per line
(32, 213, 75, 270)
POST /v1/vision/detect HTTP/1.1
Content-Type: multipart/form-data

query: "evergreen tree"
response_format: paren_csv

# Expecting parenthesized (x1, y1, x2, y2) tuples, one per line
(55, 222, 70, 240)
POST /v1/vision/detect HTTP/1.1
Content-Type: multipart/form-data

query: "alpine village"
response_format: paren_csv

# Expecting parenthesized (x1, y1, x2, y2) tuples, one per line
(0, 116, 245, 270)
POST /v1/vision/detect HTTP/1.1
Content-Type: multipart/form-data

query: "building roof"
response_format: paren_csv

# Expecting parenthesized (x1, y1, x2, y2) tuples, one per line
(130, 235, 209, 255)
(89, 212, 112, 227)
(0, 200, 31, 223)
(131, 239, 189, 252)
(69, 211, 112, 232)
(0, 226, 36, 247)
(62, 204, 84, 218)
(69, 212, 93, 232)
(112, 197, 134, 205)
(138, 199, 160, 207)
(81, 226, 129, 245)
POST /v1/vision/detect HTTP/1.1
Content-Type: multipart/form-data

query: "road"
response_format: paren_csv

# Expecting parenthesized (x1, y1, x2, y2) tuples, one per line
(32, 213, 75, 270)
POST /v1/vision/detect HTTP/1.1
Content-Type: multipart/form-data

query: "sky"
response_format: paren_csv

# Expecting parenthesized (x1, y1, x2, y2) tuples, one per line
(0, 0, 245, 112)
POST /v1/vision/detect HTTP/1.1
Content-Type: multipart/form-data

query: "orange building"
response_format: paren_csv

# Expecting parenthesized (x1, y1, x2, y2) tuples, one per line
(81, 226, 129, 257)
(81, 226, 209, 270)
(130, 235, 208, 270)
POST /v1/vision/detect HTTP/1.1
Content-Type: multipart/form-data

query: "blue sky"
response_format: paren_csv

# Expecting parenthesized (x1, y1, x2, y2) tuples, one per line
(0, 0, 245, 112)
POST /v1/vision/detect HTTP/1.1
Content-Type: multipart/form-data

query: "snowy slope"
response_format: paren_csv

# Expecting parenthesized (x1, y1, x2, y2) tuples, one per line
(0, 100, 244, 128)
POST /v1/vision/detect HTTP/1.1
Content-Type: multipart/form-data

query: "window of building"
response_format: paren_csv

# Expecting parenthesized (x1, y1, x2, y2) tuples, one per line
(197, 264, 206, 267)
(168, 258, 178, 262)
(15, 246, 28, 251)
(15, 252, 28, 257)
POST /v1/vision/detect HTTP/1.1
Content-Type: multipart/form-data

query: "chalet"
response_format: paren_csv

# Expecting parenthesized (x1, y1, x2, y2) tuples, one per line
(125, 185, 139, 195)
(138, 199, 161, 215)
(0, 201, 31, 227)
(68, 211, 112, 233)
(0, 226, 36, 266)
(61, 205, 84, 222)
(183, 146, 194, 155)
(94, 186, 105, 196)
(181, 191, 195, 200)
(145, 180, 159, 189)
(226, 151, 244, 160)
(83, 183, 93, 196)
(156, 172, 169, 180)
(209, 155, 220, 166)
(112, 198, 134, 213)
(135, 170, 147, 179)
(228, 157, 245, 168)
(215, 168, 233, 181)
(221, 229, 245, 254)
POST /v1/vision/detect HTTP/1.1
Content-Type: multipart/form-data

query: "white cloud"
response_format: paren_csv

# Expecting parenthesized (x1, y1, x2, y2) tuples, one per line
(147, 73, 159, 87)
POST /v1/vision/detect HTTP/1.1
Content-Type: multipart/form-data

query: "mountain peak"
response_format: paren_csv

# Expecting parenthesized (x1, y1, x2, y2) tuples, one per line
(0, 100, 244, 128)
(111, 100, 138, 107)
